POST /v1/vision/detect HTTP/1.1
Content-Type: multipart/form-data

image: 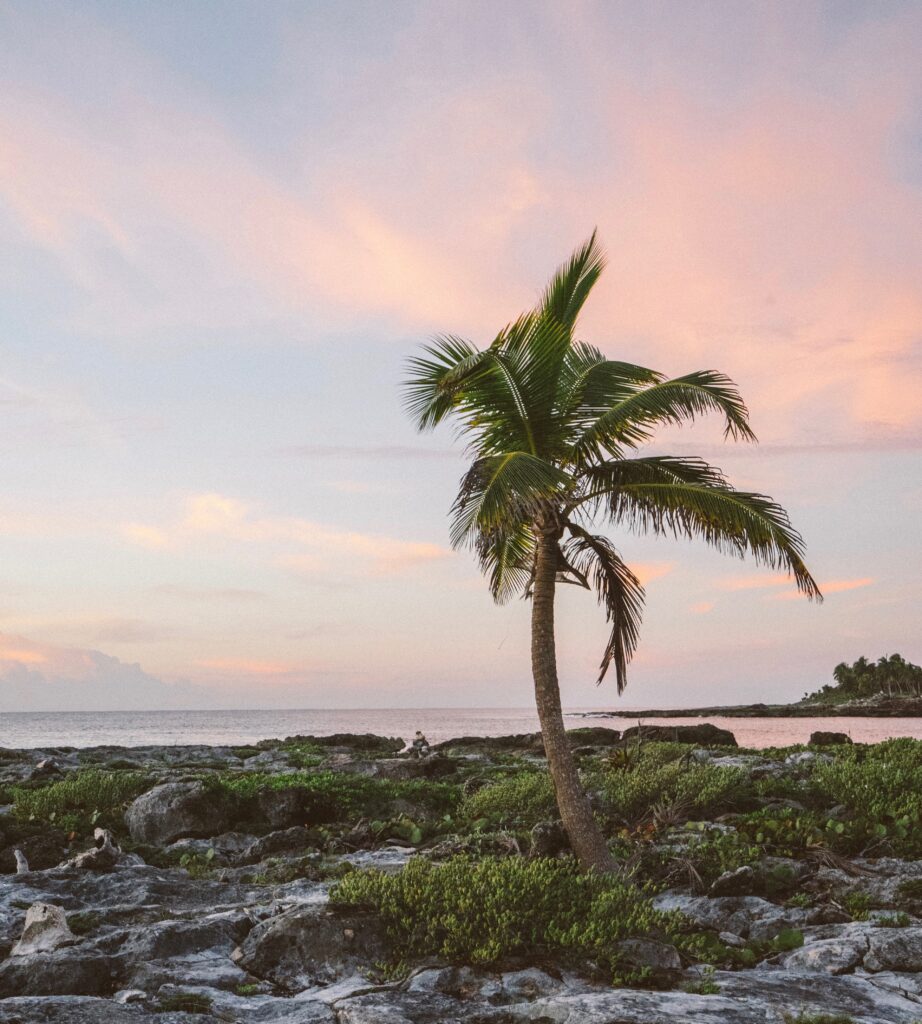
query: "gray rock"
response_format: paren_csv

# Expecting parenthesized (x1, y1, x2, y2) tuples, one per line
(709, 865, 755, 897)
(615, 937, 682, 974)
(125, 781, 231, 844)
(865, 926, 922, 972)
(236, 905, 388, 992)
(810, 731, 852, 745)
(622, 723, 737, 747)
(11, 903, 75, 956)
(0, 949, 119, 997)
(654, 893, 804, 941)
(784, 935, 867, 974)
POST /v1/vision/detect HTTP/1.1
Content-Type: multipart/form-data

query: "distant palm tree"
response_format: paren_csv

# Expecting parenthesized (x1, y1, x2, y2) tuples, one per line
(403, 232, 821, 871)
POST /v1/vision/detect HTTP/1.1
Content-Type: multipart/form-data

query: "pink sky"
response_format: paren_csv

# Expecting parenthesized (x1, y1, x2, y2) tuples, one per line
(0, 1, 919, 710)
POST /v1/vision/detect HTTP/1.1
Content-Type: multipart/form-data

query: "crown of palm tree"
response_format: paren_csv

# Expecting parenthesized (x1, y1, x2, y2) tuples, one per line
(404, 231, 821, 693)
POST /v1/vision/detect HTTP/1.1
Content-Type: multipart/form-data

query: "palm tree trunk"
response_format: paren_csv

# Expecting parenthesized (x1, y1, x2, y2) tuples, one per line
(531, 524, 615, 872)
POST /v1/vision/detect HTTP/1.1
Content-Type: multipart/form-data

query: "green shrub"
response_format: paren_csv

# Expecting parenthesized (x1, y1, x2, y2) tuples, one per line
(592, 748, 748, 827)
(897, 878, 922, 901)
(11, 770, 150, 835)
(874, 912, 911, 928)
(812, 739, 922, 855)
(460, 771, 556, 828)
(330, 855, 678, 982)
(206, 771, 460, 826)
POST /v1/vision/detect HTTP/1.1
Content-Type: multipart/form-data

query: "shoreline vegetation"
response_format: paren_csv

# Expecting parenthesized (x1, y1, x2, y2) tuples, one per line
(595, 655, 922, 719)
(3, 726, 922, 1021)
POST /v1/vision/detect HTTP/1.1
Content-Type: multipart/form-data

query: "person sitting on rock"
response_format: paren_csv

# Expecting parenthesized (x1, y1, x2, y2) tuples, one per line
(410, 731, 431, 758)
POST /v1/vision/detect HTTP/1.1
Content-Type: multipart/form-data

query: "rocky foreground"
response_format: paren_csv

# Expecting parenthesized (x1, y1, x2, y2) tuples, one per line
(2, 726, 922, 1022)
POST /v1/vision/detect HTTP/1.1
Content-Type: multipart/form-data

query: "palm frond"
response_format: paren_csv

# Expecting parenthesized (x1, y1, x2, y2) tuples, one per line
(474, 522, 536, 603)
(563, 522, 645, 691)
(599, 476, 822, 599)
(540, 229, 606, 329)
(573, 370, 757, 462)
(402, 335, 485, 430)
(450, 452, 569, 551)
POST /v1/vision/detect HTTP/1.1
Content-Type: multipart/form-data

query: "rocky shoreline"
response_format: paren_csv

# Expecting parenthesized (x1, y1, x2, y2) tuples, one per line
(592, 697, 922, 718)
(2, 726, 922, 1022)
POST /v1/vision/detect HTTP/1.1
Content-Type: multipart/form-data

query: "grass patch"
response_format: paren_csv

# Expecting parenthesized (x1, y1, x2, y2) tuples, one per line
(331, 855, 678, 983)
(10, 770, 150, 835)
(461, 771, 556, 829)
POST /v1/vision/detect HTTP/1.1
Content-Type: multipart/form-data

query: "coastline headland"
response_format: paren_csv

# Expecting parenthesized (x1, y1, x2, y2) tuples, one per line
(2, 727, 922, 1022)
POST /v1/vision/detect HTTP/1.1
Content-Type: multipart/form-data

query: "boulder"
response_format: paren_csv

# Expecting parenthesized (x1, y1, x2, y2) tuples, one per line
(784, 936, 868, 974)
(65, 829, 121, 871)
(622, 723, 737, 747)
(235, 905, 388, 991)
(11, 903, 75, 956)
(529, 820, 569, 858)
(865, 927, 922, 972)
(810, 731, 853, 746)
(709, 866, 756, 897)
(125, 781, 231, 845)
(0, 949, 119, 997)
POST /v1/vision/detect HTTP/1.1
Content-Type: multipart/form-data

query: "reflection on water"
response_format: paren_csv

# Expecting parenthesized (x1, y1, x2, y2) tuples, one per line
(2, 707, 922, 749)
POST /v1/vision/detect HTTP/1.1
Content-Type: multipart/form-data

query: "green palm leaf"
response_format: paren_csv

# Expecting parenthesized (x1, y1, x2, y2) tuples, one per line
(563, 523, 645, 692)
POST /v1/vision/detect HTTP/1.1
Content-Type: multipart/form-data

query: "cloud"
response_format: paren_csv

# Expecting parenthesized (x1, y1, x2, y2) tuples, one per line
(194, 657, 298, 677)
(632, 563, 675, 586)
(152, 585, 266, 602)
(773, 577, 875, 601)
(718, 573, 795, 592)
(122, 492, 450, 576)
(690, 601, 715, 615)
(1, 3, 918, 446)
(120, 523, 171, 549)
(0, 632, 201, 711)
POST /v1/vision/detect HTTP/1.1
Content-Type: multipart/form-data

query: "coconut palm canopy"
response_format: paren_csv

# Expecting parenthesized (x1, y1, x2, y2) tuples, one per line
(404, 232, 822, 695)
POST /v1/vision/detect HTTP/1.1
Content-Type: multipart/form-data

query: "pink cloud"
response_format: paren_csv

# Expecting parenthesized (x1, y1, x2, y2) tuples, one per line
(690, 601, 715, 615)
(718, 573, 794, 592)
(122, 493, 450, 577)
(773, 577, 875, 601)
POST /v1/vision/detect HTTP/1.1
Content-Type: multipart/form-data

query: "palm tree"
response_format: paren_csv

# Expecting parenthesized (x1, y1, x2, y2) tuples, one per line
(403, 232, 821, 871)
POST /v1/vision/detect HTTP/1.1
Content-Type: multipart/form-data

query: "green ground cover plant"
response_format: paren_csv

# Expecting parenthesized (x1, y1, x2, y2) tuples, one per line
(461, 770, 557, 829)
(206, 770, 461, 828)
(331, 855, 679, 982)
(11, 769, 150, 835)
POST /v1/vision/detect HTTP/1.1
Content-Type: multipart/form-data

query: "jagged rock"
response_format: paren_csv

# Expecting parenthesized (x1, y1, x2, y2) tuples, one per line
(370, 755, 458, 780)
(622, 723, 738, 747)
(167, 830, 257, 866)
(709, 866, 755, 897)
(236, 905, 388, 991)
(529, 820, 569, 857)
(127, 949, 251, 992)
(30, 758, 63, 780)
(65, 830, 121, 871)
(810, 731, 853, 745)
(615, 938, 682, 976)
(654, 893, 805, 941)
(113, 988, 147, 1003)
(864, 927, 922, 972)
(11, 903, 74, 956)
(1, 830, 69, 873)
(125, 781, 230, 844)
(13, 849, 28, 874)
(243, 826, 315, 863)
(0, 949, 119, 997)
(100, 912, 248, 962)
(784, 935, 868, 973)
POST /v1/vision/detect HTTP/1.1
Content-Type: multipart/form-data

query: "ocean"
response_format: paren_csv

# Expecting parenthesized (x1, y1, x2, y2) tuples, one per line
(3, 708, 922, 750)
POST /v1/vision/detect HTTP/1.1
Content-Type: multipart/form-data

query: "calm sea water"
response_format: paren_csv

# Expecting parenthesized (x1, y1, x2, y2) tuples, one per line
(3, 708, 922, 750)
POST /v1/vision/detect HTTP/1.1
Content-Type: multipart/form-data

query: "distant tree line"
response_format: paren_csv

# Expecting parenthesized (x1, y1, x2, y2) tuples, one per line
(805, 654, 922, 702)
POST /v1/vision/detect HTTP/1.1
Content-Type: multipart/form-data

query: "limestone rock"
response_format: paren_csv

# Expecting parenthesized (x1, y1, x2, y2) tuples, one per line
(810, 731, 852, 745)
(865, 927, 922, 972)
(125, 781, 231, 845)
(11, 903, 74, 956)
(622, 723, 737, 747)
(236, 905, 388, 991)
